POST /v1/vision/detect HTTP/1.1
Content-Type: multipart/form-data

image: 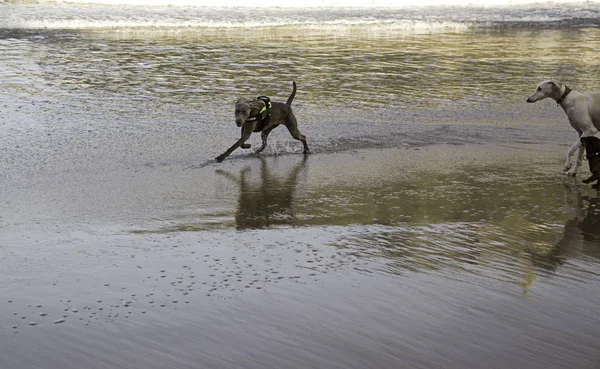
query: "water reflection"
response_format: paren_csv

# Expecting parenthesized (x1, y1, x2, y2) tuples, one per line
(527, 181, 587, 272)
(299, 161, 600, 292)
(558, 181, 600, 241)
(216, 156, 307, 230)
(514, 181, 600, 295)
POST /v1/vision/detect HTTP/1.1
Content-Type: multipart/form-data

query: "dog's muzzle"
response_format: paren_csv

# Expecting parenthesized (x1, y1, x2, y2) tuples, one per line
(236, 120, 244, 127)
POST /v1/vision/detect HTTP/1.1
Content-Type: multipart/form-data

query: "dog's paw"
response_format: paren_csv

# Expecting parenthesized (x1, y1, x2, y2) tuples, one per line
(582, 178, 592, 184)
(566, 169, 577, 177)
(241, 144, 251, 149)
(215, 155, 225, 163)
(563, 163, 573, 172)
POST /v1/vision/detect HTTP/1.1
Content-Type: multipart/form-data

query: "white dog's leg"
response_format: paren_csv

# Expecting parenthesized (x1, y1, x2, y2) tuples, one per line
(566, 130, 598, 176)
(566, 144, 584, 176)
(564, 139, 581, 174)
(575, 143, 585, 169)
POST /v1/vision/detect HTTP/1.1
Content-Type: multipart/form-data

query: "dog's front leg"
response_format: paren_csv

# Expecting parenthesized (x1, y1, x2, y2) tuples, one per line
(256, 124, 278, 154)
(216, 123, 255, 163)
(565, 139, 581, 175)
(582, 174, 598, 184)
(573, 144, 585, 174)
(567, 130, 598, 175)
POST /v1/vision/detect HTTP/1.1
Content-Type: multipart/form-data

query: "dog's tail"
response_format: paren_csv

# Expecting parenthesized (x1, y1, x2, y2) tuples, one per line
(286, 81, 297, 106)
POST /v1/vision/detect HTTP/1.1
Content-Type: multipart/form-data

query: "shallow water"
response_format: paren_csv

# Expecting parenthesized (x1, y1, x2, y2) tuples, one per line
(2, 3, 600, 369)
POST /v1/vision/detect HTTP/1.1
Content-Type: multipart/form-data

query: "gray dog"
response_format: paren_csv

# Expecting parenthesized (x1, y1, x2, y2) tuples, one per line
(215, 81, 309, 163)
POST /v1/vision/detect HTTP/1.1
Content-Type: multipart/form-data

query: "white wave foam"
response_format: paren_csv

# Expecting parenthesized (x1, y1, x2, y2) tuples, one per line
(2, 0, 599, 31)
(10, 0, 600, 6)
(1, 17, 472, 32)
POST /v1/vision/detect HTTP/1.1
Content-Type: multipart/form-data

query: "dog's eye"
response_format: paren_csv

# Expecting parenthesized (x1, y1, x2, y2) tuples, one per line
(537, 87, 541, 91)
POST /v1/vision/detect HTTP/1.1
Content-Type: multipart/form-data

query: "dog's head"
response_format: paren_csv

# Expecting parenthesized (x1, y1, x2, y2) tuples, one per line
(581, 136, 600, 152)
(234, 99, 264, 127)
(526, 80, 562, 103)
(234, 99, 251, 127)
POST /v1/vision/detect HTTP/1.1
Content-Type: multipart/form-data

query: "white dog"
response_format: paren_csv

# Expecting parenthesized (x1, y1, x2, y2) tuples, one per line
(527, 80, 600, 176)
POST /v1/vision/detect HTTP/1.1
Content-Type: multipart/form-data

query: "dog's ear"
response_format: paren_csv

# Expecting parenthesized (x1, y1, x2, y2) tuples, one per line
(248, 100, 264, 109)
(235, 98, 244, 104)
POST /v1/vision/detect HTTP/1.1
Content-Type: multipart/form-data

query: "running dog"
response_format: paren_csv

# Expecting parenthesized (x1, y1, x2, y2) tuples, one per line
(527, 80, 600, 176)
(215, 81, 309, 163)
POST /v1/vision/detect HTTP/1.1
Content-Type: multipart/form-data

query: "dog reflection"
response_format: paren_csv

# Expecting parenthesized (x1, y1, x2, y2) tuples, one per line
(531, 182, 600, 271)
(577, 192, 600, 243)
(216, 156, 307, 230)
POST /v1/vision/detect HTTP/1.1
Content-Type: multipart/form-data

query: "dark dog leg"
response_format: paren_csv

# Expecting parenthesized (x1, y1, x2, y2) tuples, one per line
(285, 114, 310, 154)
(256, 124, 279, 154)
(240, 126, 251, 149)
(583, 174, 599, 184)
(592, 172, 600, 188)
(216, 123, 255, 162)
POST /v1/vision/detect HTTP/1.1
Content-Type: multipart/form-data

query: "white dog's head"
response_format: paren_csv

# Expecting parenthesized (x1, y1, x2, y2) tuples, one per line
(526, 79, 563, 103)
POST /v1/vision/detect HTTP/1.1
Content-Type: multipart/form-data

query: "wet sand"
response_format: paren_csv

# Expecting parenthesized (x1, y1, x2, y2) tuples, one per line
(2, 15, 600, 368)
(2, 144, 600, 369)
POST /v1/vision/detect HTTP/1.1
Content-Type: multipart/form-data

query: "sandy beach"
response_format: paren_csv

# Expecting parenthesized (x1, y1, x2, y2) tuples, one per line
(3, 142, 600, 368)
(2, 4, 600, 368)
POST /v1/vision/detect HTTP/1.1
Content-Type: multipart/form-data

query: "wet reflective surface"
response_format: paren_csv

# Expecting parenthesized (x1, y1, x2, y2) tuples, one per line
(2, 4, 600, 369)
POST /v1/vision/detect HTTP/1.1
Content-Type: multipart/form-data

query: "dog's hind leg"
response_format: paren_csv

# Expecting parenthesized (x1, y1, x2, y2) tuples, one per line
(285, 115, 310, 154)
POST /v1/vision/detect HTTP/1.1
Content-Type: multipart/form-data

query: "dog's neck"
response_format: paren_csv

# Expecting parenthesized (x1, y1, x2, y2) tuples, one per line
(245, 99, 270, 123)
(556, 84, 572, 106)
